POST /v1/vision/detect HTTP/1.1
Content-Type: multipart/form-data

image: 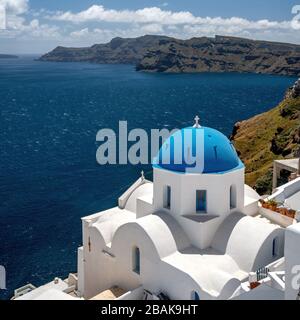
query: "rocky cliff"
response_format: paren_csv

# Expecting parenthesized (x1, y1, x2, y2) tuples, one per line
(137, 35, 300, 76)
(231, 78, 300, 194)
(39, 35, 170, 64)
(40, 35, 300, 76)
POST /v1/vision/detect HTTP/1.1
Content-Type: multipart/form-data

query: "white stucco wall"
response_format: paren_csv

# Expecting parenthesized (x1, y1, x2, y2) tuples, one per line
(77, 246, 84, 297)
(77, 161, 286, 300)
(125, 182, 153, 213)
(79, 203, 284, 300)
(285, 223, 300, 300)
(212, 212, 284, 272)
(153, 167, 245, 249)
(81, 210, 216, 300)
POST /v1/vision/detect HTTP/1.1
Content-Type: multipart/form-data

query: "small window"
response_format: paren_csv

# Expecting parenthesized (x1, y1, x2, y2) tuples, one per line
(196, 190, 207, 213)
(272, 238, 279, 257)
(230, 185, 237, 209)
(213, 146, 218, 160)
(164, 185, 171, 209)
(133, 247, 140, 274)
(192, 291, 200, 300)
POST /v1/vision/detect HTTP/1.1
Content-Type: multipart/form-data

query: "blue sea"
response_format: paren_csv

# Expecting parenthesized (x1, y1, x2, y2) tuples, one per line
(0, 56, 297, 299)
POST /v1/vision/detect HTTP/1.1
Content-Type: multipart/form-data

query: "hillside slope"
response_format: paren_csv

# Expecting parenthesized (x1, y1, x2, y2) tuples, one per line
(231, 79, 300, 194)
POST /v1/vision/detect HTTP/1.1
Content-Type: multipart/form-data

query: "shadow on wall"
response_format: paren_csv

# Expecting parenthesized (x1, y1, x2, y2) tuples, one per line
(211, 212, 246, 253)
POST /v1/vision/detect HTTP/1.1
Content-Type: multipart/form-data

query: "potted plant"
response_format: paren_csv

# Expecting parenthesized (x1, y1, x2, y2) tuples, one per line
(278, 207, 285, 215)
(250, 282, 261, 290)
(287, 209, 296, 219)
(259, 199, 267, 208)
(279, 207, 289, 216)
(266, 199, 278, 212)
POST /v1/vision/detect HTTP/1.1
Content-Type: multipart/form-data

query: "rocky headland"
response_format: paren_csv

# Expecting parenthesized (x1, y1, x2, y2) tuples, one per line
(40, 35, 300, 76)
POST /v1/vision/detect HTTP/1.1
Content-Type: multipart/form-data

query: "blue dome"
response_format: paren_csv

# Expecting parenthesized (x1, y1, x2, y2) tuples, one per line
(153, 126, 244, 174)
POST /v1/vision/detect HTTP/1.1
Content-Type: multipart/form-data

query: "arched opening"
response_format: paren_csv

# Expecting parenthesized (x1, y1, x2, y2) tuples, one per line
(191, 290, 200, 300)
(132, 247, 140, 274)
(230, 185, 237, 209)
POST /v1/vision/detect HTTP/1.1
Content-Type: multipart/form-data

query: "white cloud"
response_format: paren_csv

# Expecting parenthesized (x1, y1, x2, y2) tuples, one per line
(1, 3, 300, 53)
(50, 5, 293, 30)
(141, 23, 163, 34)
(0, 0, 28, 30)
(69, 27, 142, 44)
(51, 5, 200, 25)
(70, 27, 89, 38)
(1, 0, 28, 15)
(0, 0, 61, 40)
(1, 16, 60, 39)
(45, 4, 300, 44)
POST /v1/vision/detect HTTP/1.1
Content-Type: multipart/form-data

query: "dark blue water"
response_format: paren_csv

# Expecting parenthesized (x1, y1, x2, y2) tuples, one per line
(0, 56, 297, 299)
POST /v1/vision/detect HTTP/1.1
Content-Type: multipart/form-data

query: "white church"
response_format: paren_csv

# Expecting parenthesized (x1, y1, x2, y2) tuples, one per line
(14, 119, 300, 300)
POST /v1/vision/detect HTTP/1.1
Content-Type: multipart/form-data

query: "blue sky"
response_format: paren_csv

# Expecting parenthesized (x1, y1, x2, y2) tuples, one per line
(28, 0, 298, 20)
(1, 0, 300, 53)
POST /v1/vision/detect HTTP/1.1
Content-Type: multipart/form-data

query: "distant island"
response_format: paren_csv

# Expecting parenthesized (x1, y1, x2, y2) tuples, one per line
(39, 35, 300, 76)
(0, 54, 18, 59)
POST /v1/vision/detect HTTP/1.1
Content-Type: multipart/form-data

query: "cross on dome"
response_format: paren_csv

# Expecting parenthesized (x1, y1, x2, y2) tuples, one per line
(193, 115, 201, 128)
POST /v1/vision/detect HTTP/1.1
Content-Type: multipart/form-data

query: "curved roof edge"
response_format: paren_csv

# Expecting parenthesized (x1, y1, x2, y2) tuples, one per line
(153, 159, 245, 175)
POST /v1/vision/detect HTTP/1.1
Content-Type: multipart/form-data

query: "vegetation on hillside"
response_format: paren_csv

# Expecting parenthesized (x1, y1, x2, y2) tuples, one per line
(231, 80, 300, 195)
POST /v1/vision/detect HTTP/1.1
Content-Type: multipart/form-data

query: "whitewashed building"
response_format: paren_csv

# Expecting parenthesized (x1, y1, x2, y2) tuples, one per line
(14, 120, 300, 300)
